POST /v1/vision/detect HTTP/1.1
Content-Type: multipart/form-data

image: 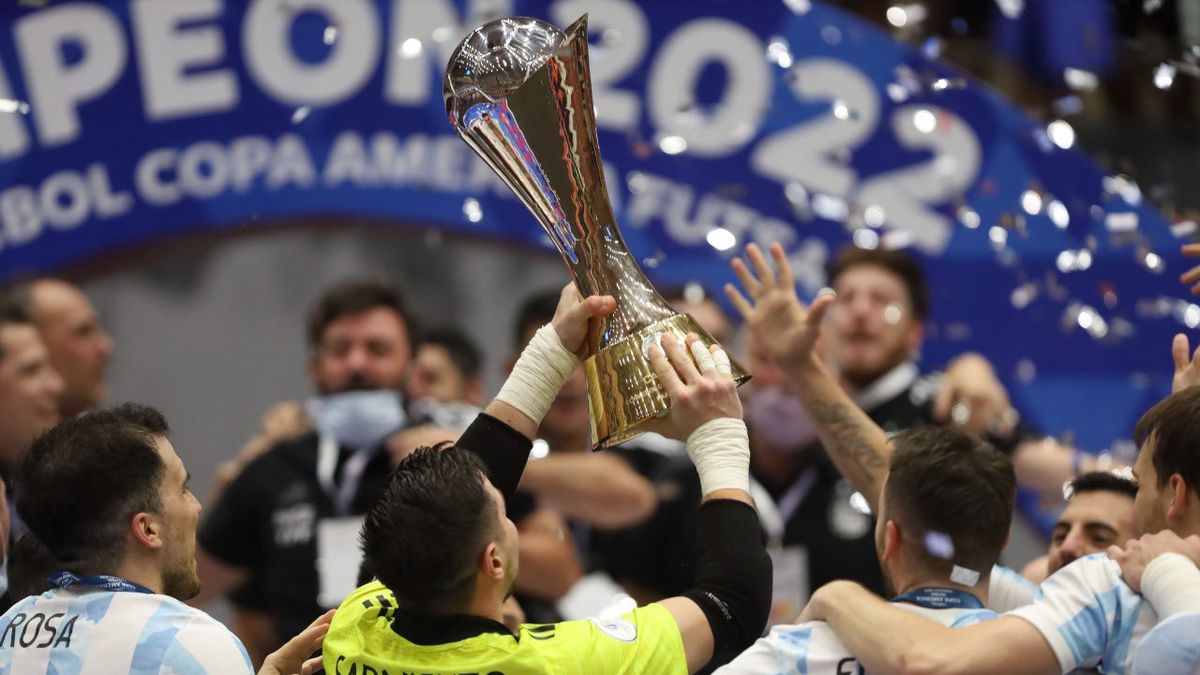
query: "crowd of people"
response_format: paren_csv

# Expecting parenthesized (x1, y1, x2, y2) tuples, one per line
(0, 240, 1196, 674)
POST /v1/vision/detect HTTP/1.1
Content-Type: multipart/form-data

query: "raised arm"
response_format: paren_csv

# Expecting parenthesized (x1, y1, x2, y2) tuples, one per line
(457, 283, 615, 502)
(726, 242, 891, 511)
(642, 332, 771, 673)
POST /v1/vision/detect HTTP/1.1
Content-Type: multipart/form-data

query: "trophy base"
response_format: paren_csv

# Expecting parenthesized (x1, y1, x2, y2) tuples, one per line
(584, 314, 750, 450)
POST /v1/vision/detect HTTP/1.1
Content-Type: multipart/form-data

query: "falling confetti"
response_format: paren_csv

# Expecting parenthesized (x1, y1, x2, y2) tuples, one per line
(462, 197, 483, 223)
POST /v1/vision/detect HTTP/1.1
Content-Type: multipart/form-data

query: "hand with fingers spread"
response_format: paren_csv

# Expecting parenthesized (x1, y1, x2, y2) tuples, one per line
(725, 242, 835, 370)
(1171, 333, 1200, 394)
(1181, 243, 1200, 295)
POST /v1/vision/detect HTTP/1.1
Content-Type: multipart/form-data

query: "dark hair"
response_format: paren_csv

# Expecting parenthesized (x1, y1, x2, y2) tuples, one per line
(420, 327, 483, 381)
(1134, 387, 1200, 496)
(306, 279, 417, 351)
(360, 444, 497, 612)
(1067, 471, 1138, 501)
(0, 291, 33, 362)
(884, 426, 1015, 578)
(827, 246, 930, 321)
(513, 289, 560, 350)
(16, 403, 169, 573)
(7, 534, 60, 599)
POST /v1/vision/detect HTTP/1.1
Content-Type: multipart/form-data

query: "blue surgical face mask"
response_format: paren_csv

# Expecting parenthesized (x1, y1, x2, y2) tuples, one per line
(744, 385, 818, 454)
(307, 390, 407, 451)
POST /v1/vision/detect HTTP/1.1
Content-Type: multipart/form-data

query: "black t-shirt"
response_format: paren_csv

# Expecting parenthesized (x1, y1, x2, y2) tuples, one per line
(198, 431, 393, 644)
(861, 366, 1037, 454)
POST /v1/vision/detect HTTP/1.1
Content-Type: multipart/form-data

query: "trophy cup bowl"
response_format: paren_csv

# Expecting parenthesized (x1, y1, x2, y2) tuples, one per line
(445, 15, 750, 449)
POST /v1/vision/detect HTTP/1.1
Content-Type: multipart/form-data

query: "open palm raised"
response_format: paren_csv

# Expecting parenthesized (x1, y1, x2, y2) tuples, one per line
(724, 242, 836, 370)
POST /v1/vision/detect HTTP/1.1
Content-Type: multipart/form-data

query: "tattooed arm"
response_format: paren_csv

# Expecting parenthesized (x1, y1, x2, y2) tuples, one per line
(784, 356, 891, 511)
(727, 243, 891, 512)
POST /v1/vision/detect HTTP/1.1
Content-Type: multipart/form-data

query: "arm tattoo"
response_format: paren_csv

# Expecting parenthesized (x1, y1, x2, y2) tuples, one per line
(808, 401, 888, 471)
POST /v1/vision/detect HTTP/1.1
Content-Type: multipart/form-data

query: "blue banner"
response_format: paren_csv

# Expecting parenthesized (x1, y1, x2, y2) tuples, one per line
(0, 0, 1186, 462)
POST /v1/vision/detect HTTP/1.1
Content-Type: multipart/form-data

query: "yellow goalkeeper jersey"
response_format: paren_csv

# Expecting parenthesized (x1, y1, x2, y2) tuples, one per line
(323, 581, 688, 675)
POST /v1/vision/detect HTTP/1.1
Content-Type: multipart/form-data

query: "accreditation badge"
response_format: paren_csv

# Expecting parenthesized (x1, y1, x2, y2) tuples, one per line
(316, 515, 366, 608)
(768, 545, 809, 626)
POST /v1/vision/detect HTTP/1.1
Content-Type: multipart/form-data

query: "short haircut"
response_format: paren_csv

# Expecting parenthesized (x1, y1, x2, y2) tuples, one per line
(1067, 471, 1138, 501)
(7, 533, 60, 599)
(884, 426, 1015, 578)
(306, 279, 416, 351)
(360, 444, 497, 612)
(0, 291, 33, 362)
(512, 289, 560, 350)
(826, 246, 930, 321)
(1134, 386, 1200, 496)
(420, 327, 483, 381)
(16, 403, 169, 573)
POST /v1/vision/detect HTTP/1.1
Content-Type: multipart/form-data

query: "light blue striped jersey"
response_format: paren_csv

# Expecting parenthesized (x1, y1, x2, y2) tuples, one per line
(717, 591, 998, 674)
(0, 586, 253, 674)
(1009, 553, 1158, 674)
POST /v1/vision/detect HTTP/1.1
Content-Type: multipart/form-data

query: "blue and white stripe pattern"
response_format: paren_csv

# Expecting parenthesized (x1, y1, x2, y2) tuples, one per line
(0, 587, 252, 674)
(1010, 553, 1158, 674)
(715, 600, 998, 674)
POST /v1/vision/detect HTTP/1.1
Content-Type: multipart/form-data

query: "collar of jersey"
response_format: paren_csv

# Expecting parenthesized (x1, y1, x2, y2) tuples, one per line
(853, 361, 919, 412)
(390, 609, 516, 646)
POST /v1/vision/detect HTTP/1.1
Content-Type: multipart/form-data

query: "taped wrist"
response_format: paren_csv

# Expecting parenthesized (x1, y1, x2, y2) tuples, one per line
(682, 499, 771, 665)
(686, 418, 751, 495)
(495, 324, 578, 425)
(457, 412, 534, 503)
(1142, 552, 1200, 619)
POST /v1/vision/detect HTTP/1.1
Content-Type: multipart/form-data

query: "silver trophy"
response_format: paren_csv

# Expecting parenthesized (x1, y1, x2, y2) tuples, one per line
(445, 16, 749, 449)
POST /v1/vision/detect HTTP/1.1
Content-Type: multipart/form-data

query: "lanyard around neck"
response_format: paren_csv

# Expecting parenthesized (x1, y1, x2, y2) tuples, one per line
(48, 571, 154, 594)
(892, 587, 984, 610)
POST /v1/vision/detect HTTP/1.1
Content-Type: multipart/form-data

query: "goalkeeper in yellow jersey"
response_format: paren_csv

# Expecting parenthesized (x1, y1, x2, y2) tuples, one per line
(323, 283, 771, 674)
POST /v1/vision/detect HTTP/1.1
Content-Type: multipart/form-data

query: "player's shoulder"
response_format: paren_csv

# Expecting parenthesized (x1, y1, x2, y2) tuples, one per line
(329, 581, 397, 638)
(520, 604, 680, 648)
(152, 595, 243, 643)
(1042, 553, 1125, 592)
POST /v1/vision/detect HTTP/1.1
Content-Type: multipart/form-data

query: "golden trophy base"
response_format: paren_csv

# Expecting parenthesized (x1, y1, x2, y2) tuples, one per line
(584, 313, 751, 450)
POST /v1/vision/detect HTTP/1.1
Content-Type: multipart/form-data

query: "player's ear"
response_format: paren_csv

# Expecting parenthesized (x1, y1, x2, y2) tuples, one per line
(481, 542, 505, 581)
(1165, 473, 1190, 521)
(131, 511, 163, 551)
(881, 520, 902, 562)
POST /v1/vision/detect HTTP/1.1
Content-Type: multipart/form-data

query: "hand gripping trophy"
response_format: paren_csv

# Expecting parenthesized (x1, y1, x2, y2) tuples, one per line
(445, 15, 749, 449)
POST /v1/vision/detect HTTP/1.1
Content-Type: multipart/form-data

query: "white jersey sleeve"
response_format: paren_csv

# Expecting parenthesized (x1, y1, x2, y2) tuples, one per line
(1008, 554, 1155, 674)
(715, 622, 861, 674)
(987, 565, 1039, 613)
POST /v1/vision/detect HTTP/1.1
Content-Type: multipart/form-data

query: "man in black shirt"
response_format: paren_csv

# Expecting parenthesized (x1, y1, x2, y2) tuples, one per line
(195, 279, 418, 659)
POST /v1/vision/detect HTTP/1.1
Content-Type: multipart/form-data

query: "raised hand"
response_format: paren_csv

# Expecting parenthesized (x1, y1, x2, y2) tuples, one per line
(934, 353, 1016, 437)
(643, 332, 742, 441)
(725, 242, 835, 370)
(1171, 333, 1200, 394)
(549, 283, 616, 359)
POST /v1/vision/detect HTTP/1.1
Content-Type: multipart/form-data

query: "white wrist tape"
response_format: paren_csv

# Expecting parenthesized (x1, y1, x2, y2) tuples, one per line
(495, 324, 579, 425)
(1141, 552, 1200, 619)
(686, 417, 751, 495)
